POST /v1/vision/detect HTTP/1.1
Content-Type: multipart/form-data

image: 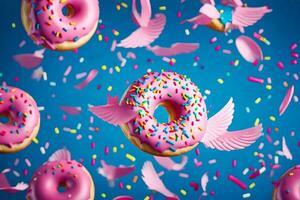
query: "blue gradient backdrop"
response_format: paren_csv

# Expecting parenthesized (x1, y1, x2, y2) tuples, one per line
(0, 0, 300, 199)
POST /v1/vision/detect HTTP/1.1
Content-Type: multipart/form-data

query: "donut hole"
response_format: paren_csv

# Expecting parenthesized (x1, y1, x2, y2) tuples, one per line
(62, 4, 75, 18)
(0, 114, 10, 124)
(153, 101, 177, 123)
(57, 179, 75, 193)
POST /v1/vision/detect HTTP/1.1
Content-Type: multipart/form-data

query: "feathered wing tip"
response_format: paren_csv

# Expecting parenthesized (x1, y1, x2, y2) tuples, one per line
(153, 155, 188, 171)
(89, 95, 136, 126)
(0, 173, 28, 193)
(147, 43, 199, 57)
(141, 161, 178, 199)
(48, 148, 71, 162)
(204, 124, 263, 151)
(118, 14, 166, 48)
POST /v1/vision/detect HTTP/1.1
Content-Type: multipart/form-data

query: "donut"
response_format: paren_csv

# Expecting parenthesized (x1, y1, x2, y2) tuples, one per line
(26, 149, 95, 200)
(21, 0, 100, 51)
(0, 86, 40, 153)
(273, 165, 300, 200)
(120, 72, 207, 156)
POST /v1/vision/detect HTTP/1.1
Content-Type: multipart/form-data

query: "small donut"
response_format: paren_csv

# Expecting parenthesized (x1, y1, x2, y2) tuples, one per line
(26, 152, 95, 200)
(0, 86, 40, 153)
(273, 165, 300, 200)
(120, 72, 207, 156)
(21, 0, 100, 51)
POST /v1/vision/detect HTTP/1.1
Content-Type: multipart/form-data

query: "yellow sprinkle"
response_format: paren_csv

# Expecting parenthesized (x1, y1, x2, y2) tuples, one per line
(100, 193, 107, 198)
(54, 127, 60, 134)
(217, 78, 224, 84)
(264, 56, 271, 60)
(171, 58, 176, 63)
(269, 116, 276, 122)
(113, 146, 117, 153)
(115, 66, 121, 72)
(98, 34, 103, 41)
(126, 184, 132, 190)
(283, 81, 288, 87)
(234, 60, 239, 66)
(180, 189, 187, 196)
(32, 137, 39, 144)
(92, 154, 97, 159)
(159, 6, 166, 11)
(121, 2, 128, 8)
(249, 183, 256, 189)
(113, 30, 120, 36)
(255, 97, 261, 104)
(133, 175, 138, 183)
(126, 153, 136, 162)
(60, 0, 67, 3)
(116, 4, 121, 10)
(266, 85, 272, 90)
(120, 144, 125, 148)
(144, 196, 150, 200)
(254, 118, 260, 126)
(253, 152, 258, 156)
(101, 65, 107, 70)
(11, 23, 16, 29)
(69, 129, 77, 134)
(107, 86, 113, 92)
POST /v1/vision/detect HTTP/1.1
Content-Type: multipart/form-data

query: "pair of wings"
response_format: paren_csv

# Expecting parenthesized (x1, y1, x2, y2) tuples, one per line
(202, 98, 262, 151)
(188, 0, 271, 30)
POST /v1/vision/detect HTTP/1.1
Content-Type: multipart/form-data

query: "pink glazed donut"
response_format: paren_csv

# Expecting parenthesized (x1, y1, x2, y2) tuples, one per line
(21, 0, 100, 51)
(120, 72, 207, 156)
(26, 149, 95, 200)
(273, 165, 300, 200)
(0, 86, 40, 153)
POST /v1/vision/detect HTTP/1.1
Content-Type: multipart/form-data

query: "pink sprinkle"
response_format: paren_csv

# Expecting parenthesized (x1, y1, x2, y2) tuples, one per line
(210, 37, 217, 44)
(195, 148, 200, 156)
(208, 159, 216, 164)
(290, 43, 298, 50)
(194, 56, 200, 61)
(258, 64, 264, 72)
(91, 159, 96, 166)
(91, 142, 95, 149)
(277, 62, 284, 69)
(118, 182, 124, 189)
(189, 182, 199, 191)
(25, 159, 31, 167)
(194, 158, 202, 167)
(19, 40, 26, 48)
(210, 191, 215, 196)
(99, 24, 105, 29)
(249, 170, 260, 179)
(247, 76, 264, 84)
(228, 175, 247, 190)
(270, 164, 281, 169)
(293, 73, 299, 80)
(222, 49, 231, 55)
(133, 64, 138, 70)
(232, 160, 237, 168)
(291, 60, 298, 65)
(267, 127, 271, 134)
(104, 146, 109, 155)
(253, 60, 259, 66)
(23, 169, 28, 176)
(215, 171, 220, 178)
(177, 11, 182, 18)
(104, 36, 109, 42)
(64, 66, 72, 76)
(291, 52, 299, 58)
(215, 45, 221, 51)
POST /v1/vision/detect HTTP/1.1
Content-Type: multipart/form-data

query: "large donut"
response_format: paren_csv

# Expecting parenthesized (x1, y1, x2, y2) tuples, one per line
(273, 165, 300, 200)
(21, 0, 100, 51)
(0, 86, 40, 153)
(120, 72, 207, 156)
(26, 160, 94, 200)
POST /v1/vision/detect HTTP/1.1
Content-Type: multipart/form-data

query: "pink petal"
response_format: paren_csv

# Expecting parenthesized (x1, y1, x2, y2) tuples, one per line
(13, 54, 43, 69)
(60, 106, 81, 115)
(279, 85, 294, 116)
(75, 69, 99, 90)
(235, 35, 263, 63)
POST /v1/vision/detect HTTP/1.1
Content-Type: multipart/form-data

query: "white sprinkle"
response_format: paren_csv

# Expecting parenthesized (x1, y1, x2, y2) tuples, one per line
(242, 193, 251, 198)
(274, 156, 279, 164)
(79, 57, 84, 63)
(43, 72, 48, 81)
(76, 72, 87, 79)
(1, 168, 11, 174)
(245, 107, 250, 113)
(13, 170, 20, 177)
(77, 123, 82, 130)
(258, 142, 264, 150)
(76, 134, 82, 140)
(38, 106, 45, 111)
(259, 166, 266, 174)
(64, 66, 72, 76)
(49, 81, 56, 87)
(14, 158, 19, 166)
(40, 147, 46, 154)
(25, 158, 31, 167)
(208, 159, 216, 164)
(179, 173, 189, 178)
(185, 29, 190, 35)
(242, 168, 249, 175)
(45, 142, 50, 149)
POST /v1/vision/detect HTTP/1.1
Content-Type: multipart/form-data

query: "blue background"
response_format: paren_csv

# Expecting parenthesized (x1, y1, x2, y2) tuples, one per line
(0, 0, 300, 199)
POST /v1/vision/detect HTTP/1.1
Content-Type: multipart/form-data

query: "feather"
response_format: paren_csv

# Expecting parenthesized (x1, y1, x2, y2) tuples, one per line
(282, 137, 293, 160)
(141, 161, 178, 199)
(48, 148, 71, 162)
(0, 173, 28, 193)
(153, 155, 188, 171)
(200, 172, 209, 192)
(279, 85, 294, 116)
(147, 43, 199, 57)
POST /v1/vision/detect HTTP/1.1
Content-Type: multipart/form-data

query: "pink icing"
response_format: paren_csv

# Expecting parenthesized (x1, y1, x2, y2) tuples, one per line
(26, 0, 99, 48)
(26, 160, 93, 200)
(274, 165, 300, 200)
(121, 72, 207, 153)
(0, 86, 40, 148)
